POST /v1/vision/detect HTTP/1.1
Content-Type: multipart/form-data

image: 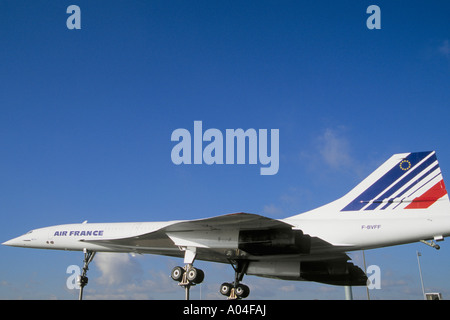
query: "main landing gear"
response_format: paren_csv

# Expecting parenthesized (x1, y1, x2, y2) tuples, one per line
(170, 264, 205, 300)
(219, 260, 250, 300)
(170, 247, 251, 300)
(170, 247, 205, 300)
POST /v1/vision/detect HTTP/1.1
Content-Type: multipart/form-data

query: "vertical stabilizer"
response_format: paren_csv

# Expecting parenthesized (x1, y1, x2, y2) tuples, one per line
(290, 151, 449, 219)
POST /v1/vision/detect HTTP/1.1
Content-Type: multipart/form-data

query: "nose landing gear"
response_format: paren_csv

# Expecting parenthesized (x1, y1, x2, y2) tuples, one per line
(78, 249, 96, 300)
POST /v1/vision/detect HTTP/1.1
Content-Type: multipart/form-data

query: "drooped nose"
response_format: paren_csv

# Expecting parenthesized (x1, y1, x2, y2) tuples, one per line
(2, 235, 30, 247)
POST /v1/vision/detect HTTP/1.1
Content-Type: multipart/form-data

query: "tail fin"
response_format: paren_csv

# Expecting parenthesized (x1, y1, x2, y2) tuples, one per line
(295, 151, 449, 218)
(341, 151, 448, 212)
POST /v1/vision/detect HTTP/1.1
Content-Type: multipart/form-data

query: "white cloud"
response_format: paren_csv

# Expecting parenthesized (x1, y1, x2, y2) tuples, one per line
(439, 39, 450, 58)
(94, 252, 143, 286)
(263, 203, 283, 216)
(317, 127, 352, 169)
(299, 126, 357, 174)
(87, 254, 181, 299)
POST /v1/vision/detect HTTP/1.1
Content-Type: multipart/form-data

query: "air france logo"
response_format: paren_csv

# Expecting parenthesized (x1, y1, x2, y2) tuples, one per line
(53, 230, 104, 237)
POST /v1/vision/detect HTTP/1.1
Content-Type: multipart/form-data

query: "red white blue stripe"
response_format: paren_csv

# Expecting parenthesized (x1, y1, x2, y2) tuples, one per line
(341, 151, 448, 211)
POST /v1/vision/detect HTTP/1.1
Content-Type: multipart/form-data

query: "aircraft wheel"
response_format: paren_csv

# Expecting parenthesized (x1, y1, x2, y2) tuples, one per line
(235, 284, 250, 299)
(77, 275, 88, 286)
(171, 266, 184, 282)
(187, 267, 204, 284)
(220, 282, 232, 296)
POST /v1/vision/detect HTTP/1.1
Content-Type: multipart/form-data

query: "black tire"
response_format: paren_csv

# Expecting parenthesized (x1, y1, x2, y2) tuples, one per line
(220, 282, 232, 296)
(171, 266, 184, 282)
(78, 275, 88, 286)
(235, 284, 250, 298)
(195, 269, 204, 284)
(186, 267, 204, 284)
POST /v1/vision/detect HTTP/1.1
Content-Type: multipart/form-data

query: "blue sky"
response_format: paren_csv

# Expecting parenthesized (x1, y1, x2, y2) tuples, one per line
(1, 0, 449, 299)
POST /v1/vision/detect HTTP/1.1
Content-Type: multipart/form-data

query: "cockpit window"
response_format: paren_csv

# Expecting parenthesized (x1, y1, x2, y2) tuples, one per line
(26, 230, 33, 234)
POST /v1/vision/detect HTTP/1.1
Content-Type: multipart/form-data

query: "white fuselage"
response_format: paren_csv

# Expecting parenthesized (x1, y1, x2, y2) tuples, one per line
(4, 210, 450, 256)
(3, 222, 175, 252)
(288, 213, 450, 251)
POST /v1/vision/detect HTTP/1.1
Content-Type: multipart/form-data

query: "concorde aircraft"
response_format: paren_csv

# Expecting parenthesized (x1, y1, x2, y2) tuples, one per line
(3, 151, 450, 299)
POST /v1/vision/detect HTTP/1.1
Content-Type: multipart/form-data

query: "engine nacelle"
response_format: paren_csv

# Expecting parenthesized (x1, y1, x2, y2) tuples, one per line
(300, 261, 368, 286)
(246, 260, 367, 286)
(238, 228, 311, 255)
